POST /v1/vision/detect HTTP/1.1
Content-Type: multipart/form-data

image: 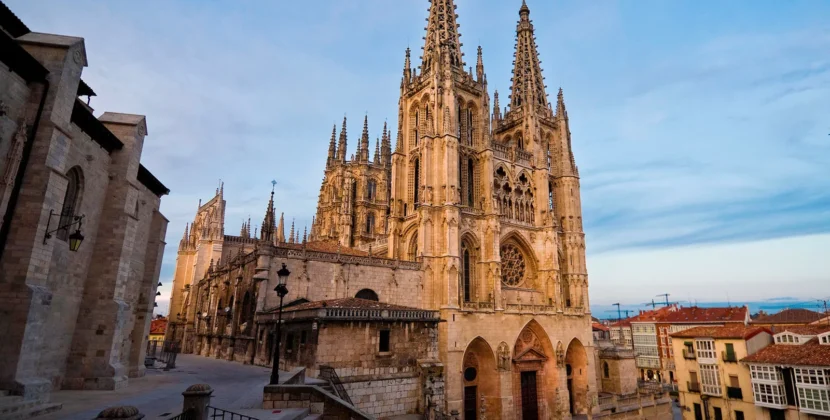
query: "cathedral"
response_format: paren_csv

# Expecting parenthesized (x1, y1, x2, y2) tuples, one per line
(168, 1, 596, 418)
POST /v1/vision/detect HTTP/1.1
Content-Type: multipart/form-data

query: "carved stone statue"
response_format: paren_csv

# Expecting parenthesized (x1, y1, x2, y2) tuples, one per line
(497, 342, 510, 371)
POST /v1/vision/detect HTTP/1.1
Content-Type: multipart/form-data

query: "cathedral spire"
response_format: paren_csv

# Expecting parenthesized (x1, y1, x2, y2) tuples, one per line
(381, 121, 391, 167)
(289, 219, 295, 244)
(179, 223, 189, 250)
(374, 138, 380, 164)
(240, 220, 247, 237)
(276, 212, 285, 243)
(493, 90, 502, 121)
(509, 0, 548, 109)
(327, 123, 337, 168)
(359, 115, 370, 162)
(476, 45, 485, 83)
(260, 184, 276, 242)
(421, 0, 464, 72)
(403, 47, 412, 82)
(302, 226, 307, 243)
(337, 116, 348, 161)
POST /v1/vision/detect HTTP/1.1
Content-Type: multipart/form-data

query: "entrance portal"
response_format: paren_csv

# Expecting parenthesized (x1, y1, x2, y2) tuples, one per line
(520, 371, 539, 420)
(464, 385, 477, 420)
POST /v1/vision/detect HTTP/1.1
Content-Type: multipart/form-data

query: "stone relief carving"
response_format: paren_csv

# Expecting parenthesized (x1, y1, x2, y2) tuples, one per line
(497, 342, 510, 370)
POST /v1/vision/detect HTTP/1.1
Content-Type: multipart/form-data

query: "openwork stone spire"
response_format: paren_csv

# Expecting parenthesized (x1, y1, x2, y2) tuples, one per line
(260, 185, 276, 242)
(326, 124, 337, 168)
(337, 116, 348, 161)
(421, 0, 464, 72)
(509, 0, 548, 109)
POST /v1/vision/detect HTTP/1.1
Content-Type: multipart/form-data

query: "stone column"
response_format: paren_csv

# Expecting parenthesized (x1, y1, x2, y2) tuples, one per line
(182, 384, 213, 420)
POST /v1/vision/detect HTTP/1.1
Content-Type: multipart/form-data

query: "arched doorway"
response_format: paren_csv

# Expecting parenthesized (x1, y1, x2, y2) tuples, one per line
(462, 337, 500, 420)
(565, 338, 589, 415)
(355, 289, 379, 301)
(513, 320, 558, 420)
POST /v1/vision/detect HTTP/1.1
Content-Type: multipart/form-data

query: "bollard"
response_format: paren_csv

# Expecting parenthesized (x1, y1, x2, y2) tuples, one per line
(182, 384, 213, 420)
(94, 406, 144, 420)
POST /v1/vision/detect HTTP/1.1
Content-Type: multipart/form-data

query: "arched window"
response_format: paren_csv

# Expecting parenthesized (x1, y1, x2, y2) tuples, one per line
(603, 361, 610, 378)
(466, 108, 473, 146)
(414, 110, 420, 147)
(548, 181, 554, 210)
(517, 134, 524, 150)
(462, 247, 472, 302)
(350, 181, 357, 247)
(241, 291, 252, 324)
(407, 233, 419, 262)
(467, 159, 475, 206)
(457, 104, 462, 139)
(58, 167, 83, 241)
(365, 212, 375, 234)
(367, 180, 376, 201)
(413, 158, 420, 207)
(355, 289, 379, 301)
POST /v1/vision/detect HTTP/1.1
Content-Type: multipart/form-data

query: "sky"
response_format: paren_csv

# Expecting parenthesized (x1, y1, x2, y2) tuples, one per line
(8, 0, 830, 315)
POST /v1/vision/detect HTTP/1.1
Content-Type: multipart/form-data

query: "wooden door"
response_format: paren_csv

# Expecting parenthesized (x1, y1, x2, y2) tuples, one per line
(463, 386, 477, 420)
(520, 371, 539, 420)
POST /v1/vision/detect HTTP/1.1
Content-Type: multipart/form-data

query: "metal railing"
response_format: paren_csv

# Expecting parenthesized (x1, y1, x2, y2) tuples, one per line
(722, 351, 738, 363)
(687, 381, 701, 393)
(207, 406, 259, 420)
(726, 386, 743, 400)
(318, 365, 353, 406)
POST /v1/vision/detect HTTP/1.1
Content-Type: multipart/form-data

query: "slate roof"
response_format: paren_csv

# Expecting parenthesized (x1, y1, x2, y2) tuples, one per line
(670, 325, 770, 340)
(752, 309, 825, 325)
(742, 338, 830, 367)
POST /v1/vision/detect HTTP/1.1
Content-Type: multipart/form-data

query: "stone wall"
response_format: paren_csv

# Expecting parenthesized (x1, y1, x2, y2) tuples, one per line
(344, 377, 420, 418)
(0, 29, 167, 400)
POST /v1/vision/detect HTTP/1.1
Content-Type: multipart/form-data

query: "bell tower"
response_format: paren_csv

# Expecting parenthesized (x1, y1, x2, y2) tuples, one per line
(388, 0, 491, 310)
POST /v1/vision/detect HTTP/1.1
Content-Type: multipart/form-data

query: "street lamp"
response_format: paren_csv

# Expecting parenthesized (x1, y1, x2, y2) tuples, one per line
(269, 263, 291, 385)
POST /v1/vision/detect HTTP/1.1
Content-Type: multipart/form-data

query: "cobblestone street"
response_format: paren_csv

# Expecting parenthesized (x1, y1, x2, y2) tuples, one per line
(39, 355, 271, 420)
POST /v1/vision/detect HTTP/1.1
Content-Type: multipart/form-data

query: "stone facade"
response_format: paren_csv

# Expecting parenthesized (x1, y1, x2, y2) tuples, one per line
(0, 7, 169, 403)
(168, 1, 597, 418)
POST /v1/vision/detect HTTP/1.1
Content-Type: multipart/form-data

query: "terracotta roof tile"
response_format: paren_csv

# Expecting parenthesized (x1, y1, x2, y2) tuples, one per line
(593, 323, 610, 332)
(660, 306, 748, 324)
(742, 338, 830, 366)
(670, 325, 770, 339)
(277, 298, 425, 313)
(776, 325, 830, 335)
(611, 306, 677, 327)
(279, 240, 369, 256)
(752, 309, 825, 325)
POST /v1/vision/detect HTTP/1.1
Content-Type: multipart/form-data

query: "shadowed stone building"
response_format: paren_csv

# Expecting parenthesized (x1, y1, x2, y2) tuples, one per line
(169, 1, 597, 418)
(0, 0, 169, 407)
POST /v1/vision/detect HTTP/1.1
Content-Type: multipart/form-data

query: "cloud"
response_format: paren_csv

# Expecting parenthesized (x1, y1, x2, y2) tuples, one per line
(7, 0, 829, 305)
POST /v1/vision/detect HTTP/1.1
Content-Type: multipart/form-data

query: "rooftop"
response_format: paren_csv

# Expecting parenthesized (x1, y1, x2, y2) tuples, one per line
(742, 338, 830, 367)
(279, 298, 422, 313)
(660, 306, 748, 324)
(775, 324, 830, 336)
(670, 325, 770, 340)
(257, 298, 440, 324)
(279, 240, 369, 256)
(752, 308, 825, 325)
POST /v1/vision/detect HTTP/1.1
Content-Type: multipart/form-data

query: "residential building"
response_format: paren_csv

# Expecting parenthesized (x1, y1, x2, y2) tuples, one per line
(742, 325, 830, 419)
(661, 306, 750, 386)
(628, 305, 679, 381)
(671, 325, 772, 420)
(609, 319, 633, 349)
(0, 1, 168, 410)
(751, 308, 826, 332)
(168, 0, 599, 417)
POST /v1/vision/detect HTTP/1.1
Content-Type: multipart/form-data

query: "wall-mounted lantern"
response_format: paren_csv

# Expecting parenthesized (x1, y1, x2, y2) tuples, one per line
(43, 209, 85, 251)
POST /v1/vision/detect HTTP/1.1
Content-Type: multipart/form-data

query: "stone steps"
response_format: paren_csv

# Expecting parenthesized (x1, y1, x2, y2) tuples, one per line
(0, 395, 62, 420)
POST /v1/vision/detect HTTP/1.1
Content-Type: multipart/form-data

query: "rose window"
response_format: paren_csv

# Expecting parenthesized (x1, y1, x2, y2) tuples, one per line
(500, 244, 526, 286)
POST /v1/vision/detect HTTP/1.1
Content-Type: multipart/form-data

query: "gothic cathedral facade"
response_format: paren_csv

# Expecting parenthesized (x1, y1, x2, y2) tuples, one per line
(311, 0, 594, 416)
(170, 1, 595, 418)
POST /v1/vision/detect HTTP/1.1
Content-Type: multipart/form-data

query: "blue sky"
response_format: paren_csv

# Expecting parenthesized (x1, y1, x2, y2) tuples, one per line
(8, 0, 830, 313)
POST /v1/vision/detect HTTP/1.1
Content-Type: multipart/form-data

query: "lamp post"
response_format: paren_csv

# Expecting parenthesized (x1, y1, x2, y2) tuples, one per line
(269, 263, 291, 385)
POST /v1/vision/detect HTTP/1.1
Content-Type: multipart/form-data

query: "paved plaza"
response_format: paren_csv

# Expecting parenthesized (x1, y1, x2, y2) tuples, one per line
(39, 355, 277, 420)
